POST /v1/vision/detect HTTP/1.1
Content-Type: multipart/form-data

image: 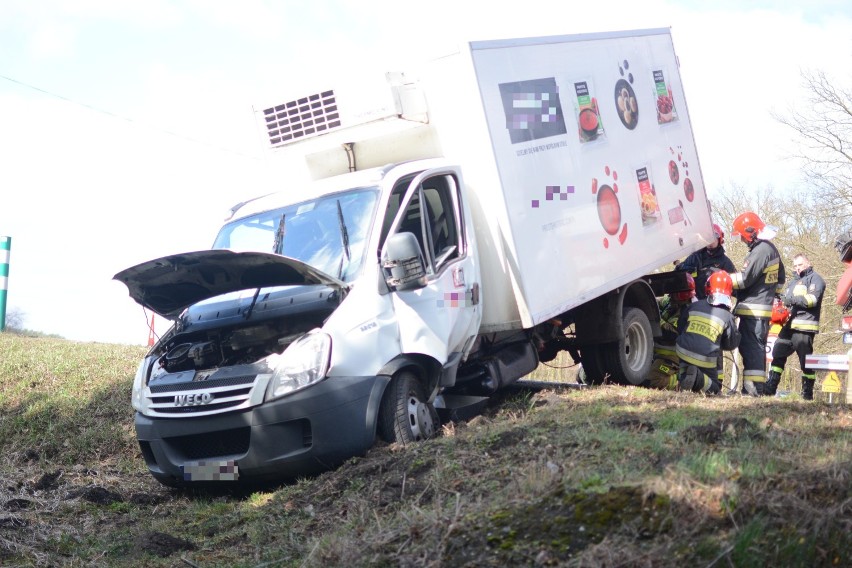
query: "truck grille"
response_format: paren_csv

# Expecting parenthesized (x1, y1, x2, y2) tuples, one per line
(145, 375, 259, 417)
(168, 427, 251, 460)
(149, 375, 255, 393)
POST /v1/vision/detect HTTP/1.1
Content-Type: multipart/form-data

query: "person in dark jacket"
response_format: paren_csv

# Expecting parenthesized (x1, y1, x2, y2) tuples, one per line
(676, 271, 741, 394)
(648, 274, 696, 390)
(766, 254, 826, 399)
(729, 211, 786, 396)
(675, 223, 736, 300)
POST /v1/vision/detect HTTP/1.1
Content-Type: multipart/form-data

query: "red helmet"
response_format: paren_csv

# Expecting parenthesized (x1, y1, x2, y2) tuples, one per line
(731, 212, 765, 243)
(707, 271, 733, 296)
(673, 273, 696, 302)
(770, 297, 790, 325)
(712, 223, 724, 246)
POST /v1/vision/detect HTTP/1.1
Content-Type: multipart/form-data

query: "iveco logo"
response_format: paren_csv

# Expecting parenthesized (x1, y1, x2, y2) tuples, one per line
(174, 393, 214, 407)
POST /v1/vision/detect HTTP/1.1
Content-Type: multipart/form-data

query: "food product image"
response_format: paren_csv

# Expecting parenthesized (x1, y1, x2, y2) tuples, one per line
(634, 166, 661, 227)
(641, 192, 658, 217)
(614, 79, 638, 129)
(579, 108, 599, 140)
(596, 184, 621, 236)
(574, 81, 604, 143)
(657, 94, 675, 122)
(683, 178, 694, 202)
(668, 160, 679, 184)
(652, 69, 679, 124)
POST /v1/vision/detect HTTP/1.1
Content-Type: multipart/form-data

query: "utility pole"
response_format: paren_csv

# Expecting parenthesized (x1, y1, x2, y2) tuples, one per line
(0, 236, 10, 331)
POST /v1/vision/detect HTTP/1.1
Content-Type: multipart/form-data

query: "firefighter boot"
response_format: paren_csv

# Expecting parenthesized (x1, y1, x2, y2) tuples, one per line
(801, 378, 815, 401)
(765, 370, 782, 397)
(678, 365, 699, 392)
(742, 380, 765, 397)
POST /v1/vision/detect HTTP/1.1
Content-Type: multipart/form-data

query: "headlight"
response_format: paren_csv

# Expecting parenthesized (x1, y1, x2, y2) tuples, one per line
(267, 331, 331, 400)
(131, 358, 149, 412)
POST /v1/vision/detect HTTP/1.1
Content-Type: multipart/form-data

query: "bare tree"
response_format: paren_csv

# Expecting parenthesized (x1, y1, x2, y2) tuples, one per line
(768, 69, 852, 358)
(711, 183, 786, 236)
(773, 70, 852, 220)
(3, 306, 25, 331)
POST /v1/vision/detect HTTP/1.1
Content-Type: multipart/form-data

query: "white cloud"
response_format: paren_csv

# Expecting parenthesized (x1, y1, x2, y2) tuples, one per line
(28, 20, 78, 60)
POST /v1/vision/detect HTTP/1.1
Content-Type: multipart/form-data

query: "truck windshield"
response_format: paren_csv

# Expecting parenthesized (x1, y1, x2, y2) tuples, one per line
(212, 188, 379, 283)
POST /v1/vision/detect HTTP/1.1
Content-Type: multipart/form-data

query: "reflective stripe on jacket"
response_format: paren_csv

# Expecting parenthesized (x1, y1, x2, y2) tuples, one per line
(676, 299, 740, 368)
(782, 266, 825, 332)
(731, 239, 785, 319)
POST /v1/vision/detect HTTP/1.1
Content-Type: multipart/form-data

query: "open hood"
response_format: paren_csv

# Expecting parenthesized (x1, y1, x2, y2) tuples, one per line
(114, 250, 347, 318)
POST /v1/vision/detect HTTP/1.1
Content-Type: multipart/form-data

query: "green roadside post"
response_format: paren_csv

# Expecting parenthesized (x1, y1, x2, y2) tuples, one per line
(0, 236, 10, 331)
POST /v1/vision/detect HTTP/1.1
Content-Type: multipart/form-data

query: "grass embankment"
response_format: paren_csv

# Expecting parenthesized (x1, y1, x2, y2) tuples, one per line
(1, 334, 850, 567)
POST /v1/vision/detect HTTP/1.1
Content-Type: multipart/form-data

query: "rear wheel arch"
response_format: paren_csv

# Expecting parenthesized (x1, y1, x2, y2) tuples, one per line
(621, 280, 662, 336)
(573, 279, 659, 344)
(575, 279, 660, 385)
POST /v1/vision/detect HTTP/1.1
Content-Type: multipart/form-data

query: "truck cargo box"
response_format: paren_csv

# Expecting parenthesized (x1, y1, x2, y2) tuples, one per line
(431, 28, 712, 330)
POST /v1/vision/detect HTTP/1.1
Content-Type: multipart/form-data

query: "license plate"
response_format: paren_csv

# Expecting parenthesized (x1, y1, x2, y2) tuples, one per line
(843, 332, 852, 345)
(181, 460, 239, 481)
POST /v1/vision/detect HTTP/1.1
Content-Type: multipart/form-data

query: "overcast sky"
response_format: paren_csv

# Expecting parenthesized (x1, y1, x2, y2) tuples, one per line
(1, 0, 851, 345)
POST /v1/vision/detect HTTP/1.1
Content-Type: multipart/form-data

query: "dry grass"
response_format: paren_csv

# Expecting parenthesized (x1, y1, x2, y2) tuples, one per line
(1, 333, 850, 567)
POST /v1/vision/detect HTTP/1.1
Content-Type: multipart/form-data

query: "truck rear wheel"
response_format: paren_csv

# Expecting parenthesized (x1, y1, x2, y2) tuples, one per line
(379, 371, 439, 445)
(602, 307, 653, 385)
(577, 345, 608, 385)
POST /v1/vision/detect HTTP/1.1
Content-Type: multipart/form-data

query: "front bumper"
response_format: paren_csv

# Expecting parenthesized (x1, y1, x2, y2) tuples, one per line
(135, 374, 388, 485)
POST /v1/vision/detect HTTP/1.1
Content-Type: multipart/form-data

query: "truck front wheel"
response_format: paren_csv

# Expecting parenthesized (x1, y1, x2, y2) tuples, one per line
(379, 371, 440, 445)
(602, 307, 653, 385)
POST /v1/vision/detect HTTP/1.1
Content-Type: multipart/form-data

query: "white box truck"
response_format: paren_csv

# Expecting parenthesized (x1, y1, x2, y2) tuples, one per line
(115, 27, 713, 486)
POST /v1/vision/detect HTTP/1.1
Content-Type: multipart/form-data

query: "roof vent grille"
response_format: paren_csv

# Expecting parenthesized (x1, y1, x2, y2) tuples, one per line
(261, 90, 341, 147)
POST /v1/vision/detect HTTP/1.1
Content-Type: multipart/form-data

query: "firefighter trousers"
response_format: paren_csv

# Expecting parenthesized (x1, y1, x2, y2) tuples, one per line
(678, 363, 722, 394)
(770, 327, 816, 380)
(738, 316, 769, 384)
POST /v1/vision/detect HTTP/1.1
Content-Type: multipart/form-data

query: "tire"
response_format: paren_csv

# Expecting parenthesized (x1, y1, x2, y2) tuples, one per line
(577, 345, 607, 385)
(378, 371, 440, 445)
(601, 307, 654, 385)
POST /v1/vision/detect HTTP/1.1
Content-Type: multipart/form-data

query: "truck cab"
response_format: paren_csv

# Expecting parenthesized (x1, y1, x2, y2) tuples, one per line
(116, 160, 492, 485)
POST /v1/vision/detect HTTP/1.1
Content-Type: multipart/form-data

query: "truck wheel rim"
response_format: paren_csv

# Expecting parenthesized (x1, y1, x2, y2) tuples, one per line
(407, 395, 435, 440)
(626, 321, 650, 372)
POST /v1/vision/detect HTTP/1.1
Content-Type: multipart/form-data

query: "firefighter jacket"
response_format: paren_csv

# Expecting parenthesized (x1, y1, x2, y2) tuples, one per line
(675, 246, 736, 299)
(655, 295, 689, 360)
(781, 266, 825, 332)
(675, 299, 741, 369)
(731, 239, 785, 319)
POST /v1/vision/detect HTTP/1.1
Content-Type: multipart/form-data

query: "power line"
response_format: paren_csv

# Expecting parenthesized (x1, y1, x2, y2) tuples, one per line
(0, 72, 263, 160)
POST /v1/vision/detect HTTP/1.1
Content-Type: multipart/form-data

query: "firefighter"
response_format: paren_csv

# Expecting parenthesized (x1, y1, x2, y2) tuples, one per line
(675, 271, 741, 394)
(647, 274, 696, 390)
(766, 254, 826, 399)
(729, 211, 786, 396)
(675, 223, 736, 299)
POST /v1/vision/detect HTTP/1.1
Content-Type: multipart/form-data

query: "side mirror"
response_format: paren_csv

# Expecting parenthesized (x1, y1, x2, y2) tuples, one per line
(381, 232, 426, 291)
